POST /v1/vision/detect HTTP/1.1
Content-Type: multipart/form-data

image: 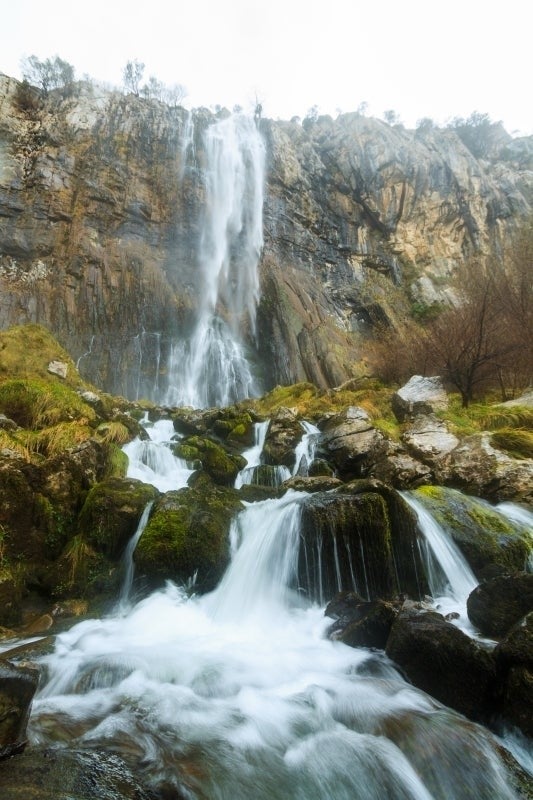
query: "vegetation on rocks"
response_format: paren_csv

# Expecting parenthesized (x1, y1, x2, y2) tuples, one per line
(135, 479, 243, 591)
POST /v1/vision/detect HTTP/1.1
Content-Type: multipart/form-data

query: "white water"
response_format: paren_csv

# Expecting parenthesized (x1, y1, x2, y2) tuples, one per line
(235, 420, 269, 488)
(292, 421, 320, 476)
(117, 501, 153, 611)
(401, 493, 478, 631)
(166, 114, 265, 408)
(122, 418, 194, 493)
(28, 475, 522, 798)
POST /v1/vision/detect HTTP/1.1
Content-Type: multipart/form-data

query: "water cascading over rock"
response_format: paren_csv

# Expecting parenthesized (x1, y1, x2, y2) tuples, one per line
(165, 114, 265, 408)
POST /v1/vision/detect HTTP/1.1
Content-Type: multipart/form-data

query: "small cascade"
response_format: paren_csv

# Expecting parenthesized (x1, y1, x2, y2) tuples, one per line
(180, 110, 195, 176)
(234, 420, 269, 488)
(123, 418, 194, 493)
(401, 492, 478, 622)
(292, 421, 320, 476)
(117, 501, 153, 611)
(165, 114, 265, 408)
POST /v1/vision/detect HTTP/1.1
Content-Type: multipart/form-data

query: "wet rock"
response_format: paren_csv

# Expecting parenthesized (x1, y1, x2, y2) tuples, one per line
(371, 442, 433, 489)
(494, 612, 533, 670)
(0, 659, 39, 759)
(501, 667, 533, 737)
(467, 573, 533, 638)
(173, 436, 245, 486)
(385, 608, 497, 721)
(135, 481, 243, 591)
(0, 746, 157, 799)
(318, 406, 386, 480)
(78, 478, 160, 559)
(411, 486, 532, 578)
(391, 375, 449, 422)
(326, 591, 398, 649)
(300, 485, 427, 603)
(262, 407, 303, 469)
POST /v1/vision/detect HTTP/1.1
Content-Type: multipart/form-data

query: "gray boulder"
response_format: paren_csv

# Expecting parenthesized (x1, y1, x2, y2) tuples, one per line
(392, 375, 448, 422)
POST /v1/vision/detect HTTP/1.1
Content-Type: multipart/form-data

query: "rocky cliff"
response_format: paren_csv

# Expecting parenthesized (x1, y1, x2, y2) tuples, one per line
(0, 74, 531, 399)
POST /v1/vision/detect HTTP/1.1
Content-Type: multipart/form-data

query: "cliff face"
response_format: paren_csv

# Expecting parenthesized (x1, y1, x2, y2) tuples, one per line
(0, 74, 531, 398)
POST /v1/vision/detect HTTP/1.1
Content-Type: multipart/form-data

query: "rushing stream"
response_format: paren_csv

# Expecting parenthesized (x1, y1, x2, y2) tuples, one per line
(26, 422, 529, 799)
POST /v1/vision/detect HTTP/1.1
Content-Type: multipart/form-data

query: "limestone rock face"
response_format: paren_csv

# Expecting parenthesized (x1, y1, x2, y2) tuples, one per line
(0, 75, 531, 397)
(401, 413, 459, 464)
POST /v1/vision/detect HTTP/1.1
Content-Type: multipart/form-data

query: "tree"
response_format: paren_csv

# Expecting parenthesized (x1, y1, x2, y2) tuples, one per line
(448, 112, 498, 159)
(123, 60, 145, 96)
(141, 75, 164, 101)
(383, 109, 400, 126)
(20, 55, 75, 95)
(162, 83, 187, 107)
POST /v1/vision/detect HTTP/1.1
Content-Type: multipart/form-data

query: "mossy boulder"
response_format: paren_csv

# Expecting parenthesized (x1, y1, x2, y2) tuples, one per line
(134, 480, 243, 591)
(173, 436, 245, 486)
(78, 478, 160, 559)
(412, 485, 532, 578)
(300, 485, 427, 603)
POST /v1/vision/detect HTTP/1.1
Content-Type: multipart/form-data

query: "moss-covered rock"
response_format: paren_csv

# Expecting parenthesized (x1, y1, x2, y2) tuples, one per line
(299, 486, 427, 603)
(412, 485, 532, 578)
(78, 478, 159, 559)
(134, 480, 243, 591)
(173, 436, 245, 486)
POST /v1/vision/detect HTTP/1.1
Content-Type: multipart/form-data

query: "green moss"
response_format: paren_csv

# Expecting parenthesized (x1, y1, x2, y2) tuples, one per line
(174, 436, 245, 486)
(135, 483, 243, 590)
(78, 478, 159, 558)
(413, 486, 532, 576)
(104, 444, 129, 478)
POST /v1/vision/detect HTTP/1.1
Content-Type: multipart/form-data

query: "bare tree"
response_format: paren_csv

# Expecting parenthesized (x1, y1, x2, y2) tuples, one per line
(21, 55, 74, 95)
(162, 83, 187, 107)
(123, 60, 145, 96)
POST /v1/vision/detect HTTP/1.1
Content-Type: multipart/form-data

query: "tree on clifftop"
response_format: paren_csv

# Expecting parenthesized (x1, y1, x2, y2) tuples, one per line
(123, 59, 145, 96)
(20, 55, 75, 95)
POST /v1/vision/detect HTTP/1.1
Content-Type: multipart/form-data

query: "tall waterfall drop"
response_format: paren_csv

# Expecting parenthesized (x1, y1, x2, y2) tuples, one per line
(166, 114, 266, 408)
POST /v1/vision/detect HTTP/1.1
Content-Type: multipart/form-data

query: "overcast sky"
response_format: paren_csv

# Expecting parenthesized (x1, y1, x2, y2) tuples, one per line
(1, 0, 531, 134)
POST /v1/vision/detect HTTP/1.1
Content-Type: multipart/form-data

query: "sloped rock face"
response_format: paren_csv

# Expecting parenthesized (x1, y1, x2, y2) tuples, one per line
(0, 75, 532, 397)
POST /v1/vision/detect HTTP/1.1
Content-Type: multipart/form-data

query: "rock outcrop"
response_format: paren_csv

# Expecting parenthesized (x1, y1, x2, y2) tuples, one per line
(1, 74, 531, 398)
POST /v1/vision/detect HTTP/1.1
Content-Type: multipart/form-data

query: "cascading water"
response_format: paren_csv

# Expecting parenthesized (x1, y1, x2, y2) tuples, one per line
(27, 468, 525, 798)
(122, 417, 194, 493)
(292, 420, 320, 476)
(234, 419, 270, 488)
(117, 500, 153, 612)
(401, 492, 478, 630)
(165, 114, 266, 408)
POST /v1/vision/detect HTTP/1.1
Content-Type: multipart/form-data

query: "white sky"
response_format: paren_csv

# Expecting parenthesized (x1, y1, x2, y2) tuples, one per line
(1, 0, 531, 134)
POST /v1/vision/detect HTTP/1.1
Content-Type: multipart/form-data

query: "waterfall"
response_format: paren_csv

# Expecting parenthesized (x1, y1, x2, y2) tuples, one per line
(165, 114, 265, 409)
(27, 445, 525, 798)
(234, 420, 269, 488)
(401, 492, 477, 603)
(122, 418, 194, 493)
(292, 420, 320, 476)
(117, 501, 153, 611)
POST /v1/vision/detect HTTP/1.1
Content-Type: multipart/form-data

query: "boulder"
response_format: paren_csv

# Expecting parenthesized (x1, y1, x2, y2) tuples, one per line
(467, 573, 533, 638)
(318, 406, 386, 480)
(78, 478, 160, 559)
(391, 376, 448, 422)
(173, 436, 245, 486)
(401, 414, 459, 465)
(281, 475, 344, 493)
(385, 608, 496, 721)
(134, 479, 243, 591)
(300, 485, 427, 603)
(494, 612, 533, 670)
(444, 433, 533, 505)
(0, 659, 39, 759)
(501, 667, 533, 737)
(326, 591, 398, 649)
(262, 407, 304, 469)
(47, 360, 68, 379)
(372, 442, 433, 489)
